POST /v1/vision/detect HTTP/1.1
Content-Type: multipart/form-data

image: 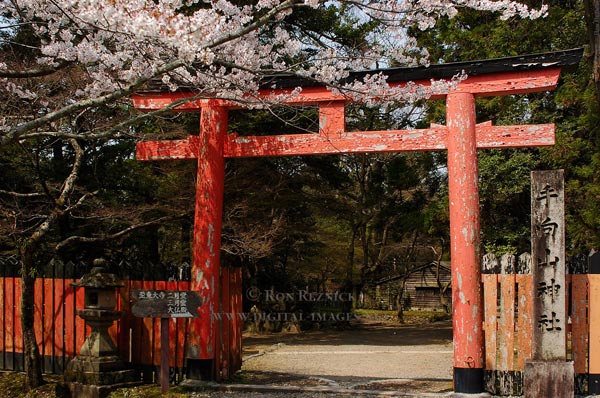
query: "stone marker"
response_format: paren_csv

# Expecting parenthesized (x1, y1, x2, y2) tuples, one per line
(524, 170, 573, 398)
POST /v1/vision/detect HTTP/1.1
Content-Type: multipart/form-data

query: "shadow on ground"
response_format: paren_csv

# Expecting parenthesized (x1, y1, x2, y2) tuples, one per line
(230, 370, 453, 393)
(243, 318, 453, 349)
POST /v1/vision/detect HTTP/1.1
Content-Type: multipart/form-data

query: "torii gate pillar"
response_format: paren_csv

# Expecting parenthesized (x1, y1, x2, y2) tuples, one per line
(186, 105, 227, 378)
(447, 92, 484, 393)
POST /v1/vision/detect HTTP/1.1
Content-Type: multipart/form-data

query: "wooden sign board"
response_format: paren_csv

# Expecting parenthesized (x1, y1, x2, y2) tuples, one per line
(131, 290, 202, 318)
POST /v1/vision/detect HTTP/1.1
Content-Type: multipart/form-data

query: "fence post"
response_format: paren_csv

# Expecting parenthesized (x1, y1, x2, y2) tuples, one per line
(589, 252, 600, 394)
(482, 252, 533, 396)
(569, 253, 589, 395)
(516, 253, 533, 371)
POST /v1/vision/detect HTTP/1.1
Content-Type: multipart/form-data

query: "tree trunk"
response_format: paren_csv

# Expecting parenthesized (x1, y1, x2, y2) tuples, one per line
(585, 0, 600, 108)
(20, 244, 44, 390)
(15, 138, 82, 390)
(345, 228, 357, 311)
(396, 279, 406, 323)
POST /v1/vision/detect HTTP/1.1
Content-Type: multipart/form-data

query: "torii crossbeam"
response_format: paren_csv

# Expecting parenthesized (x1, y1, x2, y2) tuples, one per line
(132, 48, 582, 394)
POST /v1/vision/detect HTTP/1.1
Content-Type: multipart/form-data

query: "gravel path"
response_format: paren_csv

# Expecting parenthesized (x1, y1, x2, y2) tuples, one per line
(238, 319, 454, 394)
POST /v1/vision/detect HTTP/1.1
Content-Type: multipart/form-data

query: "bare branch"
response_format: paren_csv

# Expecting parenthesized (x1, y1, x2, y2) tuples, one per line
(57, 139, 83, 205)
(65, 190, 99, 212)
(55, 214, 187, 251)
(27, 139, 84, 245)
(18, 95, 205, 141)
(0, 189, 45, 198)
(2, 59, 186, 146)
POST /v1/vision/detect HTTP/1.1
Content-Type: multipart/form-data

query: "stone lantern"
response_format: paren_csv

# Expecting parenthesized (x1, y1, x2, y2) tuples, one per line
(62, 259, 139, 398)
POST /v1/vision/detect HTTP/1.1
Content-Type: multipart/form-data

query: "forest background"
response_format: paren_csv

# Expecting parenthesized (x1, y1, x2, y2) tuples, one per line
(1, 0, 600, 388)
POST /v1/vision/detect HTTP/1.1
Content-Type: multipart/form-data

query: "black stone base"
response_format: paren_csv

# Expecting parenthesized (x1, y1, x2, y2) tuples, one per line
(589, 373, 600, 394)
(454, 367, 484, 394)
(186, 359, 214, 380)
(484, 369, 523, 396)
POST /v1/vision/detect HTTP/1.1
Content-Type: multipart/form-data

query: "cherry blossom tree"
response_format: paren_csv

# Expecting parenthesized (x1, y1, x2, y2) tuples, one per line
(1, 0, 547, 141)
(0, 0, 547, 390)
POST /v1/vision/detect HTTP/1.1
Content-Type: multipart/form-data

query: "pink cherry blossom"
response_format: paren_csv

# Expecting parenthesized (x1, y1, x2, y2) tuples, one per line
(0, 0, 547, 139)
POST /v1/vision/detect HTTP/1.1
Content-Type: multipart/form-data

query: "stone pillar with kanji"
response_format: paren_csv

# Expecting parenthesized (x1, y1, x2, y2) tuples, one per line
(524, 170, 574, 398)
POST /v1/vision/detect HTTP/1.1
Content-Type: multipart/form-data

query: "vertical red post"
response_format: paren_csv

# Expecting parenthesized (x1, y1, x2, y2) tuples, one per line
(589, 253, 600, 394)
(231, 267, 243, 372)
(218, 266, 231, 381)
(446, 92, 484, 394)
(187, 105, 227, 378)
(160, 317, 170, 394)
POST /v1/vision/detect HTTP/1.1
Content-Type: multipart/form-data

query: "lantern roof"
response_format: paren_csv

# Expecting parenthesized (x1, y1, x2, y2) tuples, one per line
(72, 260, 123, 289)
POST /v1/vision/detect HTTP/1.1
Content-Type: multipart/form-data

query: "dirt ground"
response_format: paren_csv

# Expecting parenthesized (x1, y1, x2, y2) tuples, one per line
(0, 314, 454, 397)
(238, 315, 454, 394)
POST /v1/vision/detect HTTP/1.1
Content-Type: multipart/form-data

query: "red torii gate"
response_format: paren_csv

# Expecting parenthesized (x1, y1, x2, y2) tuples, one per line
(132, 49, 582, 394)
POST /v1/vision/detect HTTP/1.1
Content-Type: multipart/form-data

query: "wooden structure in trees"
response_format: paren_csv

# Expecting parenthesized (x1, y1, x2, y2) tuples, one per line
(131, 48, 582, 393)
(363, 261, 452, 312)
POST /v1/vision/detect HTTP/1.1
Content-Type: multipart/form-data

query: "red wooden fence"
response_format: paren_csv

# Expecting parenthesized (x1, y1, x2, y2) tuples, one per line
(1, 252, 597, 394)
(0, 258, 242, 383)
(482, 252, 596, 396)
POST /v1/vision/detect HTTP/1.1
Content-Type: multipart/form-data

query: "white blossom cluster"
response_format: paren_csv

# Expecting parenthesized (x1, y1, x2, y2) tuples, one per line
(1, 0, 546, 134)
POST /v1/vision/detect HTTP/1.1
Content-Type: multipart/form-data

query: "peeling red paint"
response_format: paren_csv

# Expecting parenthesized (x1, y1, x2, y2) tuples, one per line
(188, 106, 227, 361)
(136, 123, 554, 161)
(447, 92, 484, 371)
(319, 101, 345, 138)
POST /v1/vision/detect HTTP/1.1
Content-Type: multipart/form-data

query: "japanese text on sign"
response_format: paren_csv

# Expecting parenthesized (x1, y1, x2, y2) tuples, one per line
(131, 290, 201, 318)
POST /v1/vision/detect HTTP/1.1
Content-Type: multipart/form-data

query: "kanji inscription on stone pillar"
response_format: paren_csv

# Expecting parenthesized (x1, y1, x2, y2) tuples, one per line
(525, 169, 573, 398)
(531, 169, 566, 360)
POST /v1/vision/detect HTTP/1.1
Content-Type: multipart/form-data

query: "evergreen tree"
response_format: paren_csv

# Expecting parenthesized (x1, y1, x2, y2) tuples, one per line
(413, 0, 596, 252)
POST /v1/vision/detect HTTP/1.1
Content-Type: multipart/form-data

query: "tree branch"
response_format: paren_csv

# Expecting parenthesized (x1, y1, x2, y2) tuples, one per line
(2, 60, 186, 146)
(2, 0, 302, 146)
(0, 62, 71, 78)
(27, 139, 84, 246)
(0, 189, 45, 198)
(57, 139, 83, 206)
(55, 214, 187, 251)
(17, 95, 205, 141)
(206, 0, 301, 49)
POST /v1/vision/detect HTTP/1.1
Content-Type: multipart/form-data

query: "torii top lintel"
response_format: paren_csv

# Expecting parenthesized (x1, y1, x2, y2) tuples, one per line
(133, 48, 582, 159)
(132, 48, 582, 110)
